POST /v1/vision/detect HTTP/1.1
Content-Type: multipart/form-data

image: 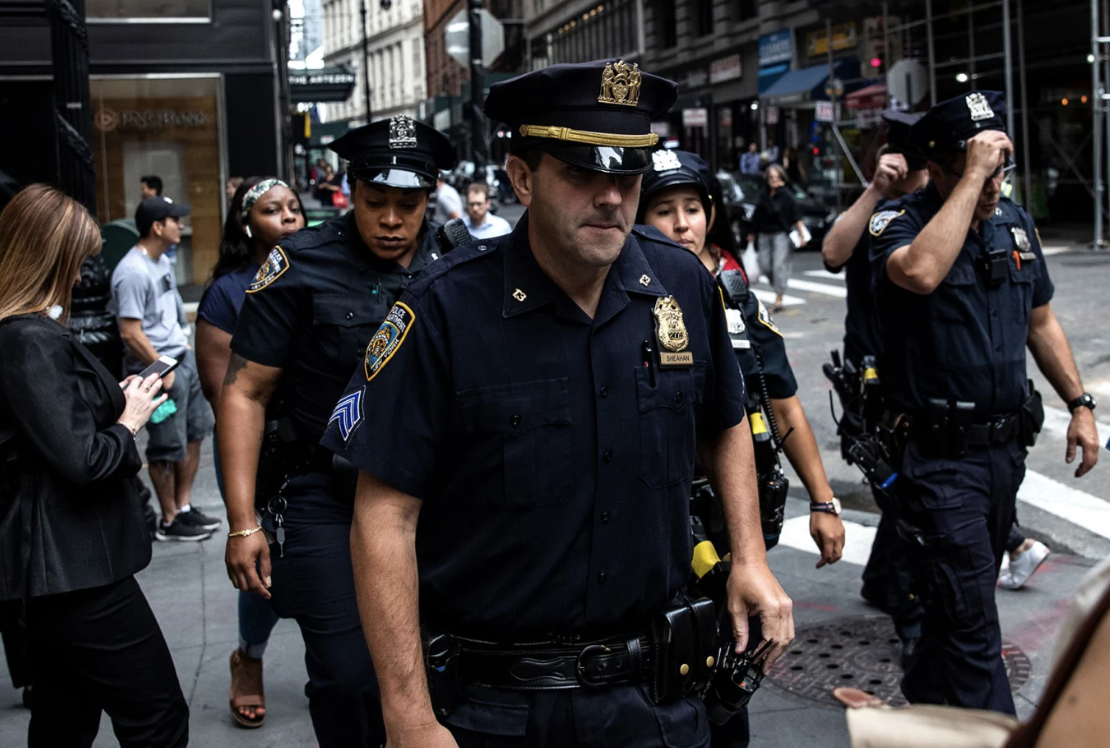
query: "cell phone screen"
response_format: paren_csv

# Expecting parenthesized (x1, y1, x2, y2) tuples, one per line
(138, 355, 180, 380)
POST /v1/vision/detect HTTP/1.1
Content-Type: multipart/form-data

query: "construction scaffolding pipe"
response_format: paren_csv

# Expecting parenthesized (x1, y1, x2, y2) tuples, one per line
(1094, 0, 1104, 247)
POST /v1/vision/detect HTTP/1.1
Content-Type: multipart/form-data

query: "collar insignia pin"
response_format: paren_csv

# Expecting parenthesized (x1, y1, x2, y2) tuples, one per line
(389, 115, 417, 149)
(598, 60, 643, 107)
(640, 274, 651, 287)
(513, 289, 527, 302)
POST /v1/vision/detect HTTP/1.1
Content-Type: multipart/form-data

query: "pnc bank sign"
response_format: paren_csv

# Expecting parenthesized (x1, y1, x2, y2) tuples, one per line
(94, 107, 209, 132)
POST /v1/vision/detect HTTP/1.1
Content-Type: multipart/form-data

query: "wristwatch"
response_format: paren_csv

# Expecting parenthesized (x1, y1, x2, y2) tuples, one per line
(1067, 393, 1097, 413)
(810, 497, 842, 516)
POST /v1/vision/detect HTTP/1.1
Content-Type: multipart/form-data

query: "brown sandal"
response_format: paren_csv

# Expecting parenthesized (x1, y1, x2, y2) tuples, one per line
(229, 648, 266, 728)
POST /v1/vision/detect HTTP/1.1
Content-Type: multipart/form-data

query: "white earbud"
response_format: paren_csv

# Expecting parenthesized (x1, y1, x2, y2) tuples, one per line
(245, 225, 253, 239)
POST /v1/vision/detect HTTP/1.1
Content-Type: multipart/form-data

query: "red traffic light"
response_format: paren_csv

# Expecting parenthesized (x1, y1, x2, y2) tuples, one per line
(870, 57, 882, 68)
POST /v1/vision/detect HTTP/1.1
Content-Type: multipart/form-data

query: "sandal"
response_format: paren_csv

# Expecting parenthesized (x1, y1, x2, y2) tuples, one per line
(229, 648, 266, 728)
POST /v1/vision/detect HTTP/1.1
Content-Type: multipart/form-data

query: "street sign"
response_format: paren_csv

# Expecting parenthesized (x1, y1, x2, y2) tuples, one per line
(815, 100, 834, 122)
(446, 8, 505, 68)
(887, 59, 928, 107)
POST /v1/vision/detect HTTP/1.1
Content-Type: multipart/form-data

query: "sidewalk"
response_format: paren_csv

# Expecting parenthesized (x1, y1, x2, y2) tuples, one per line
(0, 440, 1093, 746)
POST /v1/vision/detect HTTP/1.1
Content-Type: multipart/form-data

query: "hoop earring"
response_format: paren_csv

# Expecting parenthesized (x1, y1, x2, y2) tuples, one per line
(245, 225, 253, 239)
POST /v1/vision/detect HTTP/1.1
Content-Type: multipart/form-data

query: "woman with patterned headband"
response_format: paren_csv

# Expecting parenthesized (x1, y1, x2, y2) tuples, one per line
(195, 176, 305, 729)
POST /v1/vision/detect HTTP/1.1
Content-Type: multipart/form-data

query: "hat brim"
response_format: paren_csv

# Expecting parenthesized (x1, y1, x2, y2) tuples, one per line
(167, 203, 191, 217)
(350, 168, 435, 190)
(527, 142, 653, 175)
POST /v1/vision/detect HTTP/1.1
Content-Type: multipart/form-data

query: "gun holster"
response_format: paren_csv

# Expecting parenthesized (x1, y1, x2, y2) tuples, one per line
(423, 632, 462, 718)
(1019, 381, 1045, 448)
(649, 592, 718, 704)
(758, 468, 789, 550)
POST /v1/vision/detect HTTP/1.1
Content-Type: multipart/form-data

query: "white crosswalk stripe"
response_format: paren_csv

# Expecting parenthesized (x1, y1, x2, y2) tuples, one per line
(803, 270, 846, 281)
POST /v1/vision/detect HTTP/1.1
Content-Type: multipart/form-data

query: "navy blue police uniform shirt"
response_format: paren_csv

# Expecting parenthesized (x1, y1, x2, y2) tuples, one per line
(841, 226, 884, 366)
(322, 216, 747, 637)
(718, 266, 798, 399)
(231, 211, 443, 445)
(869, 185, 1053, 416)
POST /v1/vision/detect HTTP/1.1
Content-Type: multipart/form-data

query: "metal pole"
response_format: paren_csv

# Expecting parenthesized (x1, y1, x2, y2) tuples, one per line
(469, 0, 486, 166)
(926, 0, 937, 105)
(1093, 0, 1103, 247)
(1018, 0, 1033, 210)
(1003, 0, 1015, 139)
(882, 1, 890, 108)
(45, 0, 96, 213)
(360, 0, 372, 123)
(1103, 0, 1110, 233)
(827, 18, 841, 212)
(968, 3, 976, 85)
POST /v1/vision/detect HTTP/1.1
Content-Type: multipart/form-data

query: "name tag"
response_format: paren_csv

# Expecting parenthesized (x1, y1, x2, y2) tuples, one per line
(660, 351, 694, 368)
(1018, 250, 1037, 261)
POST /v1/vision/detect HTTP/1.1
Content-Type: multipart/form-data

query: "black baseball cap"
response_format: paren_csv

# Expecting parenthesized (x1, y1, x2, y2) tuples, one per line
(484, 59, 678, 175)
(329, 115, 456, 190)
(135, 196, 190, 235)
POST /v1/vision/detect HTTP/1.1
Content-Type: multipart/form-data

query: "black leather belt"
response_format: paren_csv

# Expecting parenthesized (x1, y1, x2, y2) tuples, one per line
(454, 634, 653, 691)
(909, 411, 1021, 449)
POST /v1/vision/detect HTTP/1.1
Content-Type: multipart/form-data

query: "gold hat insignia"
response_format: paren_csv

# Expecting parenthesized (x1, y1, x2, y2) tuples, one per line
(599, 60, 643, 107)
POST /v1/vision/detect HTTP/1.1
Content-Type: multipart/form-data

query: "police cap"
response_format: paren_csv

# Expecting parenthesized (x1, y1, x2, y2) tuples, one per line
(880, 110, 925, 169)
(484, 59, 678, 175)
(329, 115, 456, 190)
(637, 150, 714, 223)
(911, 91, 1006, 159)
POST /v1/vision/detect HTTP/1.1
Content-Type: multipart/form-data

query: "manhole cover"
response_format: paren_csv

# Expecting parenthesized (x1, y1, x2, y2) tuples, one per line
(765, 616, 1031, 707)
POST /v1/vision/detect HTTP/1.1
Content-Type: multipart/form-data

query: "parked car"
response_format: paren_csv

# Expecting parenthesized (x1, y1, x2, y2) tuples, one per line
(726, 172, 837, 249)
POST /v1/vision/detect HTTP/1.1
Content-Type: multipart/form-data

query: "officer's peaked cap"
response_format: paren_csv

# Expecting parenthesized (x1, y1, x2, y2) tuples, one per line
(911, 91, 1006, 158)
(330, 115, 456, 190)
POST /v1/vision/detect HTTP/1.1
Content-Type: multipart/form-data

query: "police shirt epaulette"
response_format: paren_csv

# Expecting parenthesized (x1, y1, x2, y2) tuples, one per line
(403, 233, 509, 300)
(631, 223, 686, 252)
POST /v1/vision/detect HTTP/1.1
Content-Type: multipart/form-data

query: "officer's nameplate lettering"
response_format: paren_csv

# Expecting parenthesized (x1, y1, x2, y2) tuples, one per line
(659, 351, 694, 368)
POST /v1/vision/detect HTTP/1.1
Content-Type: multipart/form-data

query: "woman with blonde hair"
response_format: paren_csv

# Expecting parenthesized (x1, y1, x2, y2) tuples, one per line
(0, 184, 190, 747)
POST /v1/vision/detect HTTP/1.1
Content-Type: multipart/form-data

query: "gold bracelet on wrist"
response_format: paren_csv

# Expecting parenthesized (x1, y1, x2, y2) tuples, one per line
(227, 526, 263, 538)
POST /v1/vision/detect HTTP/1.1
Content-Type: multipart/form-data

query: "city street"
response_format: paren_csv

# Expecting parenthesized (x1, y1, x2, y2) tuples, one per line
(0, 213, 1107, 746)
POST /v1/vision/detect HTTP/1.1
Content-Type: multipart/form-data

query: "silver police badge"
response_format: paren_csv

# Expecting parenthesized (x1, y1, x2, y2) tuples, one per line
(1011, 226, 1031, 252)
(389, 115, 417, 149)
(966, 92, 995, 122)
(652, 150, 682, 172)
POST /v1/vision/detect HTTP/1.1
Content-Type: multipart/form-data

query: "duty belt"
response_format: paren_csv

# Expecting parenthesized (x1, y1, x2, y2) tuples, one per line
(451, 632, 654, 690)
(909, 411, 1022, 448)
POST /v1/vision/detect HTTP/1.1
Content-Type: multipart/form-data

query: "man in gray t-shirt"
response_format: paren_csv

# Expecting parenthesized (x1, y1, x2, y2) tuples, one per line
(110, 196, 217, 542)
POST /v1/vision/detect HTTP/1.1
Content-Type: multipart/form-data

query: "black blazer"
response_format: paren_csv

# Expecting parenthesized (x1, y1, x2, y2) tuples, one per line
(0, 315, 150, 600)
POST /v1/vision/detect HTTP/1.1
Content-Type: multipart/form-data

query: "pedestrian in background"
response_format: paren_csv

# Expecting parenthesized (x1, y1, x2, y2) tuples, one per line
(434, 170, 462, 223)
(0, 184, 189, 748)
(226, 176, 244, 207)
(462, 182, 510, 239)
(140, 174, 163, 199)
(739, 141, 761, 176)
(748, 164, 806, 312)
(195, 176, 305, 729)
(110, 196, 220, 542)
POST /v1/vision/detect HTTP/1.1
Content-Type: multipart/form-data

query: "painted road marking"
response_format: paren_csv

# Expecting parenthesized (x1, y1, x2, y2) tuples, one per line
(1019, 471, 1110, 540)
(750, 288, 807, 307)
(803, 269, 845, 281)
(777, 516, 876, 566)
(786, 278, 848, 298)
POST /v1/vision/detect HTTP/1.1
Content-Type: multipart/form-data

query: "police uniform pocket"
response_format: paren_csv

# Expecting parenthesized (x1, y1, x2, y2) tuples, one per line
(1008, 264, 1035, 325)
(313, 294, 389, 365)
(636, 366, 697, 490)
(933, 263, 977, 323)
(903, 458, 965, 510)
(457, 378, 573, 509)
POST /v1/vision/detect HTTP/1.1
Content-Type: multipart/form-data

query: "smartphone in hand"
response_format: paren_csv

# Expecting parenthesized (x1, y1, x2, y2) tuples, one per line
(138, 355, 180, 380)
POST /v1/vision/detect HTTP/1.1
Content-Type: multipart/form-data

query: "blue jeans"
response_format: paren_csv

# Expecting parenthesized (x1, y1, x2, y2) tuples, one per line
(213, 427, 279, 658)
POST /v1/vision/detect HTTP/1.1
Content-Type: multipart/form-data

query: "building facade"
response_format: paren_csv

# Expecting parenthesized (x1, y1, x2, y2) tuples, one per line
(320, 0, 426, 125)
(0, 0, 289, 285)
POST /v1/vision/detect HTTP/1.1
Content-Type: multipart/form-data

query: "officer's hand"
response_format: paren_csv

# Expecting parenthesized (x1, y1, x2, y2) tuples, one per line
(387, 721, 459, 748)
(225, 530, 272, 600)
(161, 370, 176, 393)
(726, 559, 794, 674)
(964, 131, 1014, 182)
(1066, 407, 1100, 478)
(810, 512, 846, 568)
(871, 153, 908, 193)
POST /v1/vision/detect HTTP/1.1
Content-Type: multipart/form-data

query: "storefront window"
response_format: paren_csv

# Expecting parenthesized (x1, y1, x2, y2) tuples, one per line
(90, 76, 225, 286)
(87, 0, 210, 21)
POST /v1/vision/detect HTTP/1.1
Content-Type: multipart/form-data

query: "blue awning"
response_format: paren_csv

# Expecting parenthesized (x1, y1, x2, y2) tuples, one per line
(760, 59, 860, 105)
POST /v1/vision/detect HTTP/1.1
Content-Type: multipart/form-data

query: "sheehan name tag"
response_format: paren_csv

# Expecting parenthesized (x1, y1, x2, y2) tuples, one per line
(660, 351, 694, 367)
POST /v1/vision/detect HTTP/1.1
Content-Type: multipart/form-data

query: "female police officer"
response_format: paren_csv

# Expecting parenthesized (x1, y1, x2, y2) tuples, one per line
(217, 116, 455, 746)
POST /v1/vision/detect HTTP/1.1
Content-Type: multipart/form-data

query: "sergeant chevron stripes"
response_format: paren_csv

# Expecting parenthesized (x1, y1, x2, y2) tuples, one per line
(329, 388, 364, 443)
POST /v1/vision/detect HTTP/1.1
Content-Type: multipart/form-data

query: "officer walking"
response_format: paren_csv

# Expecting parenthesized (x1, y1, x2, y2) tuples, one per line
(821, 111, 928, 655)
(870, 92, 1100, 713)
(217, 116, 456, 746)
(322, 60, 795, 748)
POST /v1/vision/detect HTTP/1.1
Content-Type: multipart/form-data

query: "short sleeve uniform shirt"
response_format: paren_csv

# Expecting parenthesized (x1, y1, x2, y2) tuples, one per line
(322, 217, 747, 637)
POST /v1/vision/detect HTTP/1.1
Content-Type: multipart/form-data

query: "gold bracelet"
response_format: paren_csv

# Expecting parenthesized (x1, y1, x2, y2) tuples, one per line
(227, 526, 263, 538)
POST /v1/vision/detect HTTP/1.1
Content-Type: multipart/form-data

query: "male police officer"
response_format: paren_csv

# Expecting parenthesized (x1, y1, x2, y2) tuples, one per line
(322, 60, 794, 748)
(870, 92, 1100, 714)
(822, 111, 928, 654)
(218, 116, 455, 746)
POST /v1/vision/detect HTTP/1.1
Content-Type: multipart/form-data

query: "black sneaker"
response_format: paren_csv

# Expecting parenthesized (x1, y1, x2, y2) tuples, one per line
(176, 508, 222, 531)
(155, 518, 213, 542)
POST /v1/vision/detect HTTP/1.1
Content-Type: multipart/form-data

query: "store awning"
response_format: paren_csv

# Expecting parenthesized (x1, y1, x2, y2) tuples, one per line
(759, 58, 860, 106)
(291, 67, 356, 104)
(846, 82, 886, 110)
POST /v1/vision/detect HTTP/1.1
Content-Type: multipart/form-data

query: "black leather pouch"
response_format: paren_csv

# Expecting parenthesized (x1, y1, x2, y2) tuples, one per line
(1020, 382, 1045, 448)
(649, 593, 718, 703)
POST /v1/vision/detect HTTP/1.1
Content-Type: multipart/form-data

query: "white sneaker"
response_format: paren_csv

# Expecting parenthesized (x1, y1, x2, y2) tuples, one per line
(998, 541, 1050, 590)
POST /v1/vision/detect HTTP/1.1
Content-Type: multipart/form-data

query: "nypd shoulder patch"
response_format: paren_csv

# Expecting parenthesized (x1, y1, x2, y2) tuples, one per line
(868, 210, 905, 237)
(364, 302, 415, 382)
(329, 388, 364, 443)
(756, 298, 782, 337)
(247, 247, 290, 293)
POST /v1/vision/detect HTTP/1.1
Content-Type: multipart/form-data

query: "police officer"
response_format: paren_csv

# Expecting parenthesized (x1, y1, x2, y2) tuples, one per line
(870, 91, 1100, 713)
(321, 60, 795, 748)
(822, 111, 928, 653)
(218, 116, 456, 746)
(638, 150, 843, 748)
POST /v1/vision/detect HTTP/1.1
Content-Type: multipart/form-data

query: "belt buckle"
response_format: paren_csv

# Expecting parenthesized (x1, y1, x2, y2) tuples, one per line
(991, 417, 1008, 439)
(575, 644, 612, 689)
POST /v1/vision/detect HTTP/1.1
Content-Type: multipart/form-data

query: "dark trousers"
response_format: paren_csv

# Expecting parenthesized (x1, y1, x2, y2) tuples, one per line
(25, 576, 189, 748)
(264, 473, 384, 748)
(896, 440, 1022, 715)
(861, 486, 923, 644)
(0, 598, 31, 689)
(443, 684, 710, 748)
